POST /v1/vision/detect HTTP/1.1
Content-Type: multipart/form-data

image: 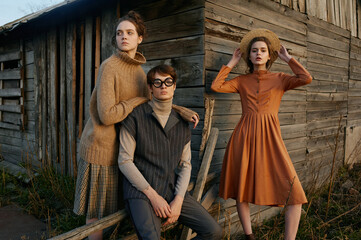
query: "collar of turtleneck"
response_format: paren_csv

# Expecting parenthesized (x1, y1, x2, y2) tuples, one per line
(115, 50, 146, 65)
(148, 96, 172, 116)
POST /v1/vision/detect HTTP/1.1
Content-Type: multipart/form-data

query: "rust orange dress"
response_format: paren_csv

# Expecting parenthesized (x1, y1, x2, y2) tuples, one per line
(211, 58, 312, 206)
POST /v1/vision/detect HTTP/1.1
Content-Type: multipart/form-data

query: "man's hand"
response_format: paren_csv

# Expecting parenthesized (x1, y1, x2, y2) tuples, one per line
(143, 187, 171, 218)
(163, 195, 184, 226)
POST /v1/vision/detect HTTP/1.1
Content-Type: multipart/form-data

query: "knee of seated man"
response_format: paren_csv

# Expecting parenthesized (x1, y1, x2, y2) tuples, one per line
(202, 220, 222, 239)
(212, 223, 223, 239)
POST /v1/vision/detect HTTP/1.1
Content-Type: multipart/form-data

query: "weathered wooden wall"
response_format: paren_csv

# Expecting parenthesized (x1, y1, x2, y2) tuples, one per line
(273, 0, 360, 38)
(0, 0, 207, 178)
(0, 0, 361, 236)
(0, 39, 36, 165)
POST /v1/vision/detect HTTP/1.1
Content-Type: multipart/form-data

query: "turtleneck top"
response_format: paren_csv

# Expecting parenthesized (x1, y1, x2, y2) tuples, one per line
(118, 97, 192, 198)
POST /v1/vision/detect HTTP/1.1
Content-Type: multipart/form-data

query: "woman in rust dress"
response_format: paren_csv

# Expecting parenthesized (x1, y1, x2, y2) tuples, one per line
(211, 29, 312, 240)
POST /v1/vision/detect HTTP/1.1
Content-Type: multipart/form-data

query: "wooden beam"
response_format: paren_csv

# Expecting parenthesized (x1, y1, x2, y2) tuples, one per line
(0, 121, 21, 130)
(0, 51, 21, 62)
(0, 69, 21, 80)
(0, 88, 22, 97)
(0, 104, 22, 113)
(49, 210, 128, 240)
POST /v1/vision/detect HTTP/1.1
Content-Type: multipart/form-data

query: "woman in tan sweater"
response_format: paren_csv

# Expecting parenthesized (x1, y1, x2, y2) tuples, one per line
(73, 11, 198, 240)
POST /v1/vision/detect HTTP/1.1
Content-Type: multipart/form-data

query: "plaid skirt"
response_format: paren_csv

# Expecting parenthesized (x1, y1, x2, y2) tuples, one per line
(73, 158, 119, 219)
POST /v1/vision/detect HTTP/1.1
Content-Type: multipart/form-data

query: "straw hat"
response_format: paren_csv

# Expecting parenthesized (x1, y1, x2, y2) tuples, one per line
(239, 28, 281, 62)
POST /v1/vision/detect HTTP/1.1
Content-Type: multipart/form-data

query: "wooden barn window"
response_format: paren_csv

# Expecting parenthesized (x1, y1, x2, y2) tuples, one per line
(0, 50, 24, 130)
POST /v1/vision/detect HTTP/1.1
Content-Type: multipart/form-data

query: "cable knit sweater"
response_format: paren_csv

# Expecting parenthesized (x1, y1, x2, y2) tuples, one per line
(79, 51, 198, 166)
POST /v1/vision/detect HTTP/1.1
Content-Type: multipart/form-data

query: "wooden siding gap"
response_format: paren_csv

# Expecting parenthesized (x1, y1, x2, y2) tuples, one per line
(94, 17, 101, 85)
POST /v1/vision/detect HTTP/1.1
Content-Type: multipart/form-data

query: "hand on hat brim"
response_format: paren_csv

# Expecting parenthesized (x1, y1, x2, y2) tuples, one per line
(277, 45, 292, 63)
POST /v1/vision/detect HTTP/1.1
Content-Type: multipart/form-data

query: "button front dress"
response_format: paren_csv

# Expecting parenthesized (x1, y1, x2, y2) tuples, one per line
(211, 58, 312, 206)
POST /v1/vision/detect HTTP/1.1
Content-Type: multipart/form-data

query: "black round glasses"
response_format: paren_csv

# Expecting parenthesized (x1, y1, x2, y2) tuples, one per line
(152, 78, 174, 88)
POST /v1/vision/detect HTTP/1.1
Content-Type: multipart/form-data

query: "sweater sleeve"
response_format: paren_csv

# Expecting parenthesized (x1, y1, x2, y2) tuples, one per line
(211, 65, 240, 93)
(172, 105, 199, 123)
(282, 58, 312, 91)
(174, 141, 192, 198)
(97, 64, 148, 125)
(118, 125, 150, 191)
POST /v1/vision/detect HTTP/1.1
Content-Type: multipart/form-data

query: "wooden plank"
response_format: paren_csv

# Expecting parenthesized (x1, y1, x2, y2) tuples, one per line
(306, 0, 317, 16)
(0, 88, 22, 97)
(0, 69, 21, 80)
(307, 31, 349, 52)
(144, 8, 204, 43)
(0, 62, 3, 121)
(205, 2, 307, 44)
(0, 104, 22, 113)
(0, 51, 21, 62)
(206, 0, 306, 33)
(143, 55, 204, 87)
(0, 121, 21, 130)
(94, 16, 101, 85)
(317, 0, 327, 21)
(140, 35, 204, 60)
(358, 2, 361, 38)
(47, 29, 59, 166)
(134, 0, 204, 21)
(59, 25, 67, 174)
(84, 17, 93, 124)
(49, 210, 128, 240)
(173, 87, 204, 108)
(66, 23, 77, 176)
(101, 7, 117, 62)
(33, 34, 47, 162)
(78, 23, 85, 138)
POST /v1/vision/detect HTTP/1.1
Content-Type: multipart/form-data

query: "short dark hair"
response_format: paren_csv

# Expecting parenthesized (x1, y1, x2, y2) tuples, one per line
(245, 37, 277, 73)
(147, 65, 177, 85)
(112, 11, 146, 48)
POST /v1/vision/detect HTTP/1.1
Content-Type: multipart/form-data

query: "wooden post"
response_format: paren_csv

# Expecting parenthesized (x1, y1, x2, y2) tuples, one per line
(84, 17, 93, 124)
(94, 17, 101, 85)
(0, 62, 3, 122)
(78, 23, 85, 138)
(66, 23, 77, 176)
(180, 128, 219, 240)
(19, 40, 25, 131)
(199, 98, 215, 159)
(47, 29, 59, 167)
(71, 25, 77, 175)
(59, 26, 67, 174)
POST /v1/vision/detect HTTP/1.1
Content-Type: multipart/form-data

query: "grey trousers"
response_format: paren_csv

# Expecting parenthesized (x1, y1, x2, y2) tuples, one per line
(126, 194, 222, 240)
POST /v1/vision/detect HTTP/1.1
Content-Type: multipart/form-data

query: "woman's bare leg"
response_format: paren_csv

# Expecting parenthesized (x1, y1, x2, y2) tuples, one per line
(236, 202, 252, 235)
(284, 204, 302, 240)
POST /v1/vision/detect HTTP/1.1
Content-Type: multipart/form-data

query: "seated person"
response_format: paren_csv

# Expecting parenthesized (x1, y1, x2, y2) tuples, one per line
(118, 64, 222, 239)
